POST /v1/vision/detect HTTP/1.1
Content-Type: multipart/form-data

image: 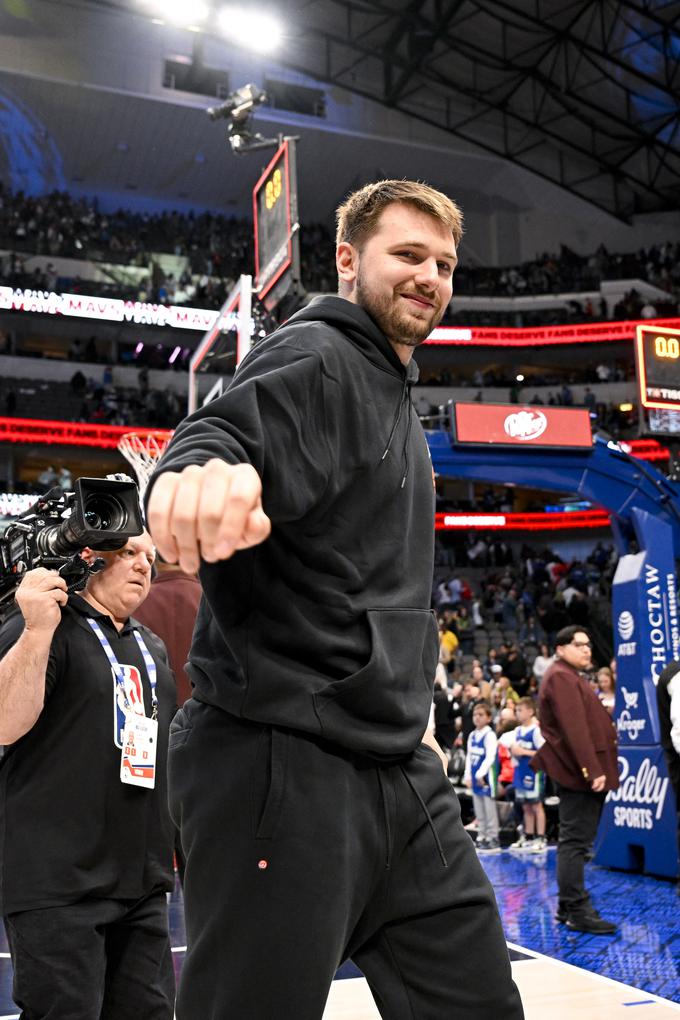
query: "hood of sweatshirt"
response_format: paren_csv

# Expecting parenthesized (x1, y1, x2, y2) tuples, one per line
(287, 295, 420, 386)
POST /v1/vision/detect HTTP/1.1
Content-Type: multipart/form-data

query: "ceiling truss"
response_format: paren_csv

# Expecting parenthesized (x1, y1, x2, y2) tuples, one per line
(285, 0, 680, 220)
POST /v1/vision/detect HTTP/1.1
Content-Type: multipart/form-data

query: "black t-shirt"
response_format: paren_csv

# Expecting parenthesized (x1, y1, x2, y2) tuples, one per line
(0, 595, 176, 914)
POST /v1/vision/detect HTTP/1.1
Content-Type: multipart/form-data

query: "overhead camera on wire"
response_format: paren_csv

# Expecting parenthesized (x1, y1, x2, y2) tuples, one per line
(0, 478, 144, 606)
(206, 83, 280, 155)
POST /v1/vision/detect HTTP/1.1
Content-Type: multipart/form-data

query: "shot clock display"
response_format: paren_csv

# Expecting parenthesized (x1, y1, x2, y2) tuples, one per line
(252, 138, 301, 308)
(635, 324, 680, 411)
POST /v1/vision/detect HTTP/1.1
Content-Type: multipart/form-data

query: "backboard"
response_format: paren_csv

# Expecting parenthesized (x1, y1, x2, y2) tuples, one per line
(188, 274, 253, 415)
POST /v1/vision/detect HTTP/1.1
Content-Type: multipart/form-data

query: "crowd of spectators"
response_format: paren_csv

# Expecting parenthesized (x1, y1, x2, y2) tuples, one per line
(416, 359, 634, 389)
(0, 184, 678, 323)
(430, 538, 619, 842)
(68, 365, 183, 429)
(1, 361, 184, 438)
(445, 286, 676, 329)
(451, 242, 680, 301)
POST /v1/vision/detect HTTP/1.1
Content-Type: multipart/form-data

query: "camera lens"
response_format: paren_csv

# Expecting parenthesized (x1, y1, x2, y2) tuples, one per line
(83, 495, 126, 532)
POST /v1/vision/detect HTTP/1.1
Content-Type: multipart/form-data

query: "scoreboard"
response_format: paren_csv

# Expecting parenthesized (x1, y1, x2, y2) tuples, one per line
(252, 138, 301, 309)
(636, 324, 680, 411)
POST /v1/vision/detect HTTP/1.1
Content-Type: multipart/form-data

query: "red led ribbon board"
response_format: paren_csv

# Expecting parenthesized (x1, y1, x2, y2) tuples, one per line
(635, 323, 680, 411)
(0, 418, 172, 449)
(435, 510, 610, 531)
(427, 317, 680, 347)
(453, 403, 593, 449)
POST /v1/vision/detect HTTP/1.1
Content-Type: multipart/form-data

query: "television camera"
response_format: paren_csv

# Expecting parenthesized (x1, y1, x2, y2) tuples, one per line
(0, 478, 144, 608)
(206, 83, 280, 154)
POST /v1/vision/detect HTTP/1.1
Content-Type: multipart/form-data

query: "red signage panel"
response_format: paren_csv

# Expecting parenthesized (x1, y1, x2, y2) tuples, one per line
(453, 403, 593, 449)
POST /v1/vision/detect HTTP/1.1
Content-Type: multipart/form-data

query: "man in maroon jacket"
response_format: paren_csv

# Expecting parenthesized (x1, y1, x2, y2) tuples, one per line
(134, 560, 201, 708)
(532, 625, 619, 934)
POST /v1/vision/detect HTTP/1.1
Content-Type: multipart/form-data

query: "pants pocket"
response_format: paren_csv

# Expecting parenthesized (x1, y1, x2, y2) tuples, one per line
(168, 702, 195, 750)
(251, 727, 289, 840)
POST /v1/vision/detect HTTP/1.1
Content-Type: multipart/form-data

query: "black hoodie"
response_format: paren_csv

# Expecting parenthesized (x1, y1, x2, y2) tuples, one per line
(147, 295, 438, 758)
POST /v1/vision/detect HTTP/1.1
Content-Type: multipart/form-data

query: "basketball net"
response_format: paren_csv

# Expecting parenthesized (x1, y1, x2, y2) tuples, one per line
(117, 429, 173, 499)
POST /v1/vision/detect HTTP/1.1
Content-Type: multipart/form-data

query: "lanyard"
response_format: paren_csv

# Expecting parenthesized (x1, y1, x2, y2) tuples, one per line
(87, 617, 158, 719)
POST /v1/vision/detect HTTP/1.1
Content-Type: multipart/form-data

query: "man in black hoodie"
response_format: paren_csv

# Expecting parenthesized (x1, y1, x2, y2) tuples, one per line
(147, 180, 524, 1020)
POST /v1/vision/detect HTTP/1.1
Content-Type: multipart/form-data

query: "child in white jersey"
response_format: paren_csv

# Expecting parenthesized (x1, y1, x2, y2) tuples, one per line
(464, 702, 501, 854)
(501, 697, 547, 852)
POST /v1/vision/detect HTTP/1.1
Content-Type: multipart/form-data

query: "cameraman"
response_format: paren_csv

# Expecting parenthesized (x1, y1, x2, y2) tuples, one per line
(0, 532, 176, 1019)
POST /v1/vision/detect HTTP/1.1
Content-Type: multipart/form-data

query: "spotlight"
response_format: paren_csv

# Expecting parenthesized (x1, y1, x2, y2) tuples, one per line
(217, 6, 283, 53)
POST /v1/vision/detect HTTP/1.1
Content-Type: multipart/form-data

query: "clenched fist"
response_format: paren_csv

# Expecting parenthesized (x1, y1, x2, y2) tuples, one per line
(147, 459, 272, 574)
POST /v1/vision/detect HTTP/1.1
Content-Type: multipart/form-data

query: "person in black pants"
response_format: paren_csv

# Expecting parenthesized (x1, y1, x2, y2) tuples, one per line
(0, 531, 176, 1019)
(532, 625, 619, 933)
(147, 179, 524, 1019)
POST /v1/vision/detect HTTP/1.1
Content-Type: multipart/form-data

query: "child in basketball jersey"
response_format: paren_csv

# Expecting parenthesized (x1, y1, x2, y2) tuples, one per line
(507, 697, 547, 852)
(464, 701, 501, 854)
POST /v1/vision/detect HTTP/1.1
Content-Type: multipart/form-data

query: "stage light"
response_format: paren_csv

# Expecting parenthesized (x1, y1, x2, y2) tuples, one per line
(169, 346, 182, 364)
(141, 0, 208, 27)
(619, 403, 634, 412)
(135, 342, 144, 355)
(516, 374, 525, 382)
(217, 6, 283, 53)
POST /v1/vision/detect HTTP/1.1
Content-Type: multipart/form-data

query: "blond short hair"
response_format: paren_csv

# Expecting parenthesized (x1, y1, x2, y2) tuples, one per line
(335, 179, 464, 250)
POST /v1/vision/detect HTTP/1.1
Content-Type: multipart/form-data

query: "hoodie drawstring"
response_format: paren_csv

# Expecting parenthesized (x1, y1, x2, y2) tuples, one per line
(381, 375, 414, 489)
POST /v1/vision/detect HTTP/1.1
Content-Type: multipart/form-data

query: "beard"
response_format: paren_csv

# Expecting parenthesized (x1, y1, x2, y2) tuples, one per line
(355, 267, 445, 348)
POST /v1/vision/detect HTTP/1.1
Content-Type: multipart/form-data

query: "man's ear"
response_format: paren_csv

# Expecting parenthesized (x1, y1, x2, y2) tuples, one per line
(336, 241, 358, 292)
(79, 547, 97, 565)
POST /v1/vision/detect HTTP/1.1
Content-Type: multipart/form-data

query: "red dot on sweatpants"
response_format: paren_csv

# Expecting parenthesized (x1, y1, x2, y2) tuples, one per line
(258, 859, 268, 870)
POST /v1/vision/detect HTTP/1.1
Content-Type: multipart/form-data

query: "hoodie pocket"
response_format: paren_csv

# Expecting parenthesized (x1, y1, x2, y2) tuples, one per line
(313, 609, 438, 740)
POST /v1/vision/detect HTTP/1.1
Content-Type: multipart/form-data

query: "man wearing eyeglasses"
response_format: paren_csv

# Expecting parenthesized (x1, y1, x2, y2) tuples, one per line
(531, 625, 619, 934)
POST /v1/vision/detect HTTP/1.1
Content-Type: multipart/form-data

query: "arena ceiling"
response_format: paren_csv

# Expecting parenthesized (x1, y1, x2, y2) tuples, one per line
(278, 0, 680, 221)
(5, 0, 680, 224)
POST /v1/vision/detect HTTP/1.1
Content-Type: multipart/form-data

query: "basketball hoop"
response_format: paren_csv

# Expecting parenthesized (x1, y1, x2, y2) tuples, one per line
(117, 430, 173, 498)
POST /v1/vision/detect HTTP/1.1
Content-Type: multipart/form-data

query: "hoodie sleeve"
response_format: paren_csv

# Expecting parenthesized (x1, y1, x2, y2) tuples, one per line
(147, 340, 337, 523)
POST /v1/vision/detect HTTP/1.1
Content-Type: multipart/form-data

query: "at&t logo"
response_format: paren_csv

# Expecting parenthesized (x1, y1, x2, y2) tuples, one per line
(618, 611, 635, 640)
(617, 610, 636, 655)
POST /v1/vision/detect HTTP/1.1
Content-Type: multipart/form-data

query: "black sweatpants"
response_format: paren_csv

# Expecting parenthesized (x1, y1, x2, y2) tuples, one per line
(4, 890, 174, 1020)
(169, 699, 524, 1020)
(555, 783, 606, 915)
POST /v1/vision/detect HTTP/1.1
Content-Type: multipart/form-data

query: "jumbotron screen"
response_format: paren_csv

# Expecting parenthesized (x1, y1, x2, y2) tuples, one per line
(636, 324, 680, 411)
(252, 140, 293, 301)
